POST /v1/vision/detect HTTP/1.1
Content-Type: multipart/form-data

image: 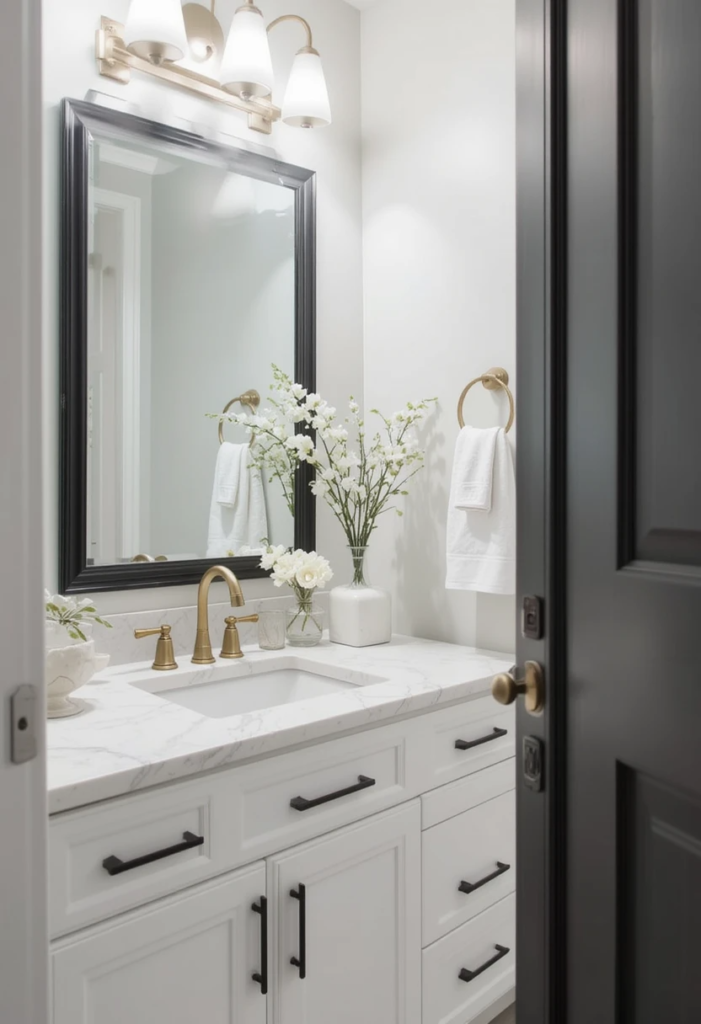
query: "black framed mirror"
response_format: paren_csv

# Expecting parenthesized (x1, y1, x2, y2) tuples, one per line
(60, 98, 316, 593)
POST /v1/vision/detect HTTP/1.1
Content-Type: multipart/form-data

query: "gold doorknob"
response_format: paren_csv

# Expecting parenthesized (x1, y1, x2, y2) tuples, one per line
(492, 660, 545, 715)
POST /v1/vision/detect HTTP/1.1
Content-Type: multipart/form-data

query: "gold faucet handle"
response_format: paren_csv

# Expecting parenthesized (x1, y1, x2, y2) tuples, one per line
(134, 625, 178, 671)
(220, 614, 259, 660)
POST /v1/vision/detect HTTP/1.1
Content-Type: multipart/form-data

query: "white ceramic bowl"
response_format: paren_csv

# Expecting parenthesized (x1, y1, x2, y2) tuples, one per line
(45, 640, 97, 718)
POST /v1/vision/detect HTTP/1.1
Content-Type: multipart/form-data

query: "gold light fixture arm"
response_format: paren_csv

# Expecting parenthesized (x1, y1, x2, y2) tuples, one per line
(266, 14, 315, 53)
(95, 17, 281, 134)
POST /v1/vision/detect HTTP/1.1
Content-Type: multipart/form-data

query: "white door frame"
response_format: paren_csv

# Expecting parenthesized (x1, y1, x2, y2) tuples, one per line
(90, 187, 142, 559)
(0, 0, 48, 1020)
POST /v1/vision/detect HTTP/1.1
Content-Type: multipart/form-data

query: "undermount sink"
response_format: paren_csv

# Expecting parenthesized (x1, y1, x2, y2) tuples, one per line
(128, 657, 387, 719)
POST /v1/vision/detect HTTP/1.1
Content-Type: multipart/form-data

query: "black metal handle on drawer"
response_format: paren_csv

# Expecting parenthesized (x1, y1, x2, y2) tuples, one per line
(290, 884, 307, 979)
(289, 774, 376, 812)
(455, 727, 508, 751)
(252, 896, 268, 995)
(459, 944, 510, 984)
(459, 861, 511, 895)
(101, 831, 204, 876)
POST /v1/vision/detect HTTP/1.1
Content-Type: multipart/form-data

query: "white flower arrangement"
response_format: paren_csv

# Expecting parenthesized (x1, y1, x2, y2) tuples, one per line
(260, 546, 333, 602)
(212, 365, 313, 518)
(45, 590, 112, 643)
(260, 546, 333, 636)
(214, 367, 436, 585)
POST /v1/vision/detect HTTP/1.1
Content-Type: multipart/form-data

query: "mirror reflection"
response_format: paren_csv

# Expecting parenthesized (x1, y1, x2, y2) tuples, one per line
(86, 133, 296, 566)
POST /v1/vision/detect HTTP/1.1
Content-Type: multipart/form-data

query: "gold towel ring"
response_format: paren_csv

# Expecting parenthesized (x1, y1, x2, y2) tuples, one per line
(457, 367, 515, 434)
(218, 389, 261, 446)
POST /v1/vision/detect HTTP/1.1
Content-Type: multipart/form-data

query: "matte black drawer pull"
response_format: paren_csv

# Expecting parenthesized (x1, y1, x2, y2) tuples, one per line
(455, 727, 508, 751)
(252, 896, 268, 995)
(101, 831, 204, 876)
(459, 944, 510, 983)
(459, 861, 511, 895)
(290, 774, 376, 811)
(290, 884, 307, 979)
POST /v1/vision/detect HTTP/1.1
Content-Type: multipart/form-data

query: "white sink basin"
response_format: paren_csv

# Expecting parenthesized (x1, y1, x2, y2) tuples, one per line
(127, 657, 387, 719)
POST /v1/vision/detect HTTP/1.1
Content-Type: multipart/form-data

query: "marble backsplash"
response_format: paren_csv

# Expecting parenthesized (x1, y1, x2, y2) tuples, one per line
(93, 592, 330, 666)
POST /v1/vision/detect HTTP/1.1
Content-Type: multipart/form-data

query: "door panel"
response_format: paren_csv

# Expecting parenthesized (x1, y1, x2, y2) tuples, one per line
(268, 802, 421, 1024)
(566, 0, 701, 1021)
(620, 770, 701, 1022)
(633, 0, 701, 565)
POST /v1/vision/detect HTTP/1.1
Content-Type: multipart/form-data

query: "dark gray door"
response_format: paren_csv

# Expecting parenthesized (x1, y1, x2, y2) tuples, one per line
(517, 1, 701, 1022)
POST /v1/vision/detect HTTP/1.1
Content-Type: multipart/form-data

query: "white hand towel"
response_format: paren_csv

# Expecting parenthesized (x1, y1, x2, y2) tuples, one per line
(446, 427, 516, 594)
(452, 425, 501, 511)
(207, 443, 269, 557)
(215, 441, 244, 507)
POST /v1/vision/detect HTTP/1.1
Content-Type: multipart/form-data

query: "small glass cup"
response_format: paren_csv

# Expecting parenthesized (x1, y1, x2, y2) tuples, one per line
(257, 609, 286, 651)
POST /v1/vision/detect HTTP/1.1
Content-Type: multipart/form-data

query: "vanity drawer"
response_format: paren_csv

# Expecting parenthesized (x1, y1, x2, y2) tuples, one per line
(423, 894, 515, 1024)
(425, 697, 514, 790)
(422, 784, 516, 946)
(230, 720, 424, 865)
(49, 773, 237, 938)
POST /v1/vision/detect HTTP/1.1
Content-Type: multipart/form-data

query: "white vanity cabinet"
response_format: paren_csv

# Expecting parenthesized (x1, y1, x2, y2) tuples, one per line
(51, 861, 267, 1024)
(49, 697, 516, 1024)
(268, 801, 421, 1024)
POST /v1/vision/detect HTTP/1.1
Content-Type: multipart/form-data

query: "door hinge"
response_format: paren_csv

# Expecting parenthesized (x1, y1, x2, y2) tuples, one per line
(10, 684, 39, 764)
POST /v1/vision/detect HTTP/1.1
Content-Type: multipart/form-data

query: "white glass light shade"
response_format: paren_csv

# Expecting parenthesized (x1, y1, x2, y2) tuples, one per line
(282, 50, 331, 128)
(123, 0, 188, 64)
(220, 6, 274, 99)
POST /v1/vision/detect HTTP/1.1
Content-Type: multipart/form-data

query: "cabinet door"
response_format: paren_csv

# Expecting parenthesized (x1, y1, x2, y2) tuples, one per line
(52, 863, 267, 1024)
(268, 801, 421, 1024)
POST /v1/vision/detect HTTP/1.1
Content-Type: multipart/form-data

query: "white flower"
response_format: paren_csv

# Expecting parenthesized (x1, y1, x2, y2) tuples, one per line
(260, 544, 288, 571)
(304, 393, 323, 411)
(285, 434, 316, 462)
(357, 484, 367, 501)
(294, 552, 333, 590)
(349, 399, 360, 415)
(320, 467, 338, 482)
(311, 479, 330, 498)
(321, 425, 348, 444)
(290, 383, 307, 400)
(335, 452, 360, 471)
(340, 476, 358, 493)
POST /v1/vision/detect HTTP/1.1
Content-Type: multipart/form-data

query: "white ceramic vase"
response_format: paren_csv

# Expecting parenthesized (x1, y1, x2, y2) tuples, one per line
(45, 637, 98, 718)
(328, 547, 391, 648)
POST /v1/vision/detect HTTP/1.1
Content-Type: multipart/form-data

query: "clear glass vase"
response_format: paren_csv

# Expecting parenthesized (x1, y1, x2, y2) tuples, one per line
(349, 546, 369, 587)
(286, 596, 324, 647)
(329, 546, 392, 647)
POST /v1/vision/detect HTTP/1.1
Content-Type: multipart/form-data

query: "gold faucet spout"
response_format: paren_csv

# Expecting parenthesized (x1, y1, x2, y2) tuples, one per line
(193, 565, 245, 664)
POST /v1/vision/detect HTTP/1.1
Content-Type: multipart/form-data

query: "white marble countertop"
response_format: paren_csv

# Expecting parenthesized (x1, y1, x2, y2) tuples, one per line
(47, 635, 513, 815)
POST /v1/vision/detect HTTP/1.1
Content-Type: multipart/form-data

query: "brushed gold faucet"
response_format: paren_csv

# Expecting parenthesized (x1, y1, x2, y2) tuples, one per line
(192, 565, 246, 664)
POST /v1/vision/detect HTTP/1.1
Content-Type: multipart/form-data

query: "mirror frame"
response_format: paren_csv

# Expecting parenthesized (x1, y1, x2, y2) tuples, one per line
(60, 98, 316, 593)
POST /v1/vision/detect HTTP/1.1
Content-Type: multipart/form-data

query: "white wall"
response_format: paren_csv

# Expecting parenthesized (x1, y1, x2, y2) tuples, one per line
(361, 0, 516, 653)
(42, 0, 363, 611)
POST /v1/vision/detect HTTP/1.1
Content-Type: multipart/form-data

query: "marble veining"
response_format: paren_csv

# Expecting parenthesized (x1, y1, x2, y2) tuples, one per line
(47, 634, 512, 815)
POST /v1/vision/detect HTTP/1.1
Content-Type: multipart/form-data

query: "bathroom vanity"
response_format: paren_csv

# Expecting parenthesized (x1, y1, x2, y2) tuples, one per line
(47, 636, 516, 1024)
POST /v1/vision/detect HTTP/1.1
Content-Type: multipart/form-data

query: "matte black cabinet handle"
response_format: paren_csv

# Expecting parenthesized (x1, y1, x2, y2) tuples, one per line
(459, 944, 510, 983)
(459, 861, 511, 895)
(290, 884, 307, 979)
(289, 775, 376, 811)
(252, 896, 268, 995)
(102, 831, 205, 876)
(455, 727, 508, 751)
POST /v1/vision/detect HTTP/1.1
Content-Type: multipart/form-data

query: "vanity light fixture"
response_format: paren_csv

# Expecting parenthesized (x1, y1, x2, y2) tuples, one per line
(96, 0, 331, 134)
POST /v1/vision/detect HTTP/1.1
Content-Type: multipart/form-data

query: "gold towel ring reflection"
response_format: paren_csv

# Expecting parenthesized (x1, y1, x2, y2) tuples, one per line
(218, 389, 261, 445)
(457, 367, 515, 434)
